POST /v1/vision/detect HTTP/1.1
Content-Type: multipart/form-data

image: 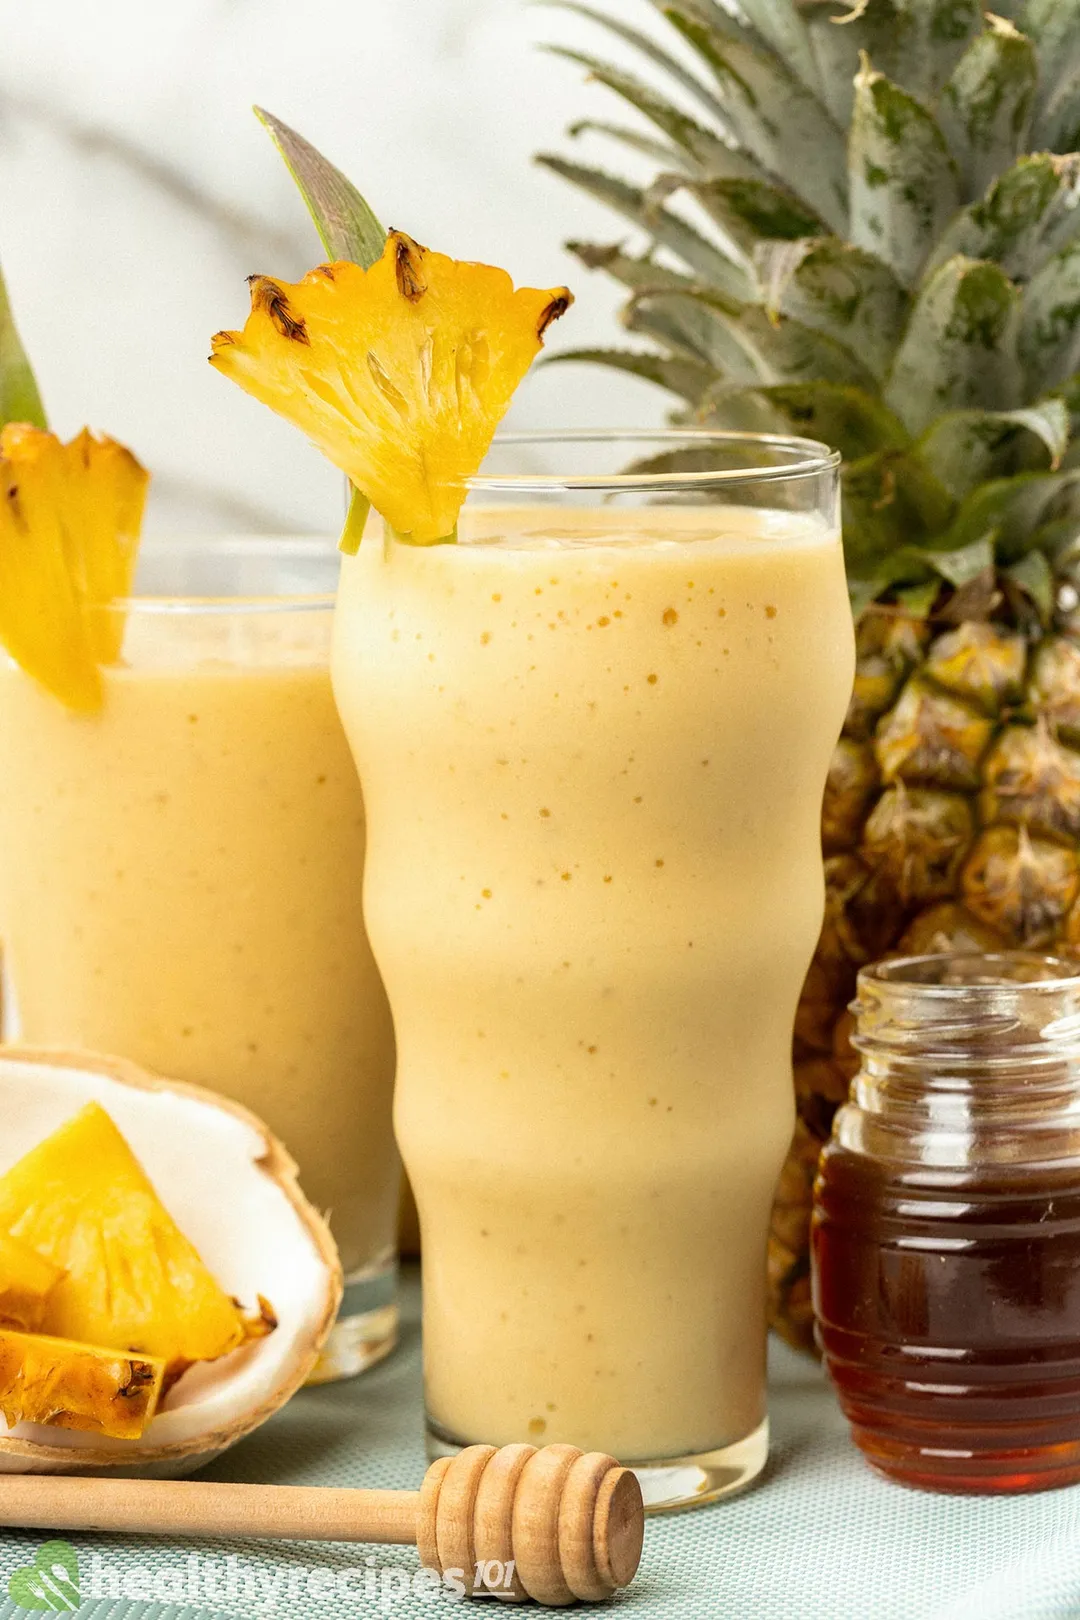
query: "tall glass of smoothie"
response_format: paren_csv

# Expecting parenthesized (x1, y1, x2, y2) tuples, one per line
(333, 431, 853, 1506)
(0, 538, 399, 1380)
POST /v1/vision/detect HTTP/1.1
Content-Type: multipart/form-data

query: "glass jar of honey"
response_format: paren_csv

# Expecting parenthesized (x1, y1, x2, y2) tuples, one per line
(812, 952, 1080, 1494)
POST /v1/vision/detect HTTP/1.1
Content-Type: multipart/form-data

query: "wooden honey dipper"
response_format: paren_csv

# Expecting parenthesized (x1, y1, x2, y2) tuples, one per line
(0, 1442, 645, 1605)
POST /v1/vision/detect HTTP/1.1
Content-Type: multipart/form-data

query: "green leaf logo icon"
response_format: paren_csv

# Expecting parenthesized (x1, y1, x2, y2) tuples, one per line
(8, 1540, 80, 1610)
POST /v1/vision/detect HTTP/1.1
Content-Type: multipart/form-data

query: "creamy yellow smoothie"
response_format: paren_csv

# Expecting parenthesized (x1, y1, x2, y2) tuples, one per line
(0, 542, 399, 1370)
(333, 491, 853, 1480)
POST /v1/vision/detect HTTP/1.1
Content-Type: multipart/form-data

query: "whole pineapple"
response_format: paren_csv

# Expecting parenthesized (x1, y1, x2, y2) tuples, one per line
(540, 0, 1080, 1349)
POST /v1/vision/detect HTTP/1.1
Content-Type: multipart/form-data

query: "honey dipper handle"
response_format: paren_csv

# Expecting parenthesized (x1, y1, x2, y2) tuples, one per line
(0, 1475, 422, 1545)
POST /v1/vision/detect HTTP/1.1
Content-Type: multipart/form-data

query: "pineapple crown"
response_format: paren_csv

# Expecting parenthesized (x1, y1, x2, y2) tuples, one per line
(539, 0, 1080, 623)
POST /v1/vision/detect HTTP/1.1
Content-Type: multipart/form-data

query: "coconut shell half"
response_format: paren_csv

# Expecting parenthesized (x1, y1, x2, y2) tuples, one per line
(0, 1046, 342, 1476)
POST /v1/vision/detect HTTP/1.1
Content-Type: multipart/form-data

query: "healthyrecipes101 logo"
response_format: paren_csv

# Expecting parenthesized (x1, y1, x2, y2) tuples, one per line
(7, 1539, 518, 1610)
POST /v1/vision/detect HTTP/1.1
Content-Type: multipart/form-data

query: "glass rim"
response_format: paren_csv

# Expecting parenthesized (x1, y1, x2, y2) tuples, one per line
(110, 536, 338, 617)
(463, 429, 841, 493)
(859, 952, 1080, 996)
(111, 427, 840, 615)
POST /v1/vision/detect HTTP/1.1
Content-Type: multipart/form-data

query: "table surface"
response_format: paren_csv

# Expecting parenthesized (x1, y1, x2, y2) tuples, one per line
(2, 1265, 1080, 1620)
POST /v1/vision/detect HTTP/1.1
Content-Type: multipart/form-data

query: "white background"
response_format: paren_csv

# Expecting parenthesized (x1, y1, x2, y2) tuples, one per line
(0, 0, 670, 535)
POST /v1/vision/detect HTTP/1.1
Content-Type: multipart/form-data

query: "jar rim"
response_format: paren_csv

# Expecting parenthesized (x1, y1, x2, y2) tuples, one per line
(859, 952, 1080, 997)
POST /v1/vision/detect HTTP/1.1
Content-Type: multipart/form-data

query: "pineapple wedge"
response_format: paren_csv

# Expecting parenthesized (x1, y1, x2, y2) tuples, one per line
(0, 1103, 273, 1386)
(0, 1231, 64, 1332)
(210, 232, 571, 544)
(0, 1329, 163, 1440)
(0, 423, 148, 711)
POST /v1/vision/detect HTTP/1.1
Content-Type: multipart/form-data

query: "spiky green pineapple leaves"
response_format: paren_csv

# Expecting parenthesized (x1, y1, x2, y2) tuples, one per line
(540, 0, 1080, 618)
(660, 9, 850, 230)
(803, 0, 984, 114)
(537, 157, 754, 300)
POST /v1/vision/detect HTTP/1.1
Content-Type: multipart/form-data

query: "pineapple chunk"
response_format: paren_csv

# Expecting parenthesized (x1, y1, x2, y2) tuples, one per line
(0, 1328, 163, 1440)
(210, 233, 571, 544)
(0, 423, 148, 711)
(0, 1103, 273, 1384)
(0, 1230, 64, 1332)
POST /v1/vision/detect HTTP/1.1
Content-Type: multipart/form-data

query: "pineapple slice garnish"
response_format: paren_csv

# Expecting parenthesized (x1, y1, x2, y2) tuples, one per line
(210, 231, 572, 544)
(0, 1231, 64, 1332)
(0, 1329, 164, 1440)
(0, 423, 149, 711)
(0, 1103, 274, 1391)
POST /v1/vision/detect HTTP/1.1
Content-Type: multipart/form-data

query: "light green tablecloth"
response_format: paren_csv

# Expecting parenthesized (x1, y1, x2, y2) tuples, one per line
(3, 1265, 1080, 1620)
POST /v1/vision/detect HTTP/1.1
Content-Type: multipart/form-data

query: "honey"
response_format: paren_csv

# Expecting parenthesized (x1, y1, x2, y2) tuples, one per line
(812, 952, 1080, 1494)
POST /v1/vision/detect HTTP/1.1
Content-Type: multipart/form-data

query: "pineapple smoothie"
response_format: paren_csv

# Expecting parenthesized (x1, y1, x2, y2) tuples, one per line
(334, 489, 853, 1485)
(0, 542, 399, 1373)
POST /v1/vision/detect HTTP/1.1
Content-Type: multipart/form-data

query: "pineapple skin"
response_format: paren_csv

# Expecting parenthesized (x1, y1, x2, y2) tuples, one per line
(773, 611, 1080, 1350)
(0, 1329, 164, 1439)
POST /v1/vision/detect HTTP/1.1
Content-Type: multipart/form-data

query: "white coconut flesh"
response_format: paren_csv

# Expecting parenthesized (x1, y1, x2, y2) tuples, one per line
(0, 1048, 342, 1476)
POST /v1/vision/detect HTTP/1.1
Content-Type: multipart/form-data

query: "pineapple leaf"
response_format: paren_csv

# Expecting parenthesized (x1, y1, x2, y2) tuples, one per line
(632, 286, 878, 389)
(916, 400, 1070, 500)
(841, 448, 954, 576)
(1036, 78, 1080, 155)
(623, 289, 762, 380)
(926, 153, 1080, 282)
(800, 1, 865, 126)
(754, 237, 909, 384)
(940, 468, 1080, 558)
(541, 344, 714, 403)
(643, 0, 769, 58)
(542, 48, 736, 170)
(921, 532, 996, 586)
(649, 141, 812, 190)
(687, 178, 828, 260)
(254, 108, 385, 268)
(802, 0, 983, 124)
(1005, 547, 1055, 620)
(536, 155, 754, 299)
(568, 118, 685, 168)
(885, 256, 1022, 435)
(723, 0, 824, 101)
(0, 264, 45, 431)
(565, 239, 692, 295)
(661, 9, 849, 232)
(1019, 0, 1080, 133)
(542, 3, 728, 124)
(718, 381, 910, 460)
(1018, 241, 1080, 394)
(848, 57, 962, 289)
(937, 17, 1038, 202)
(694, 382, 790, 433)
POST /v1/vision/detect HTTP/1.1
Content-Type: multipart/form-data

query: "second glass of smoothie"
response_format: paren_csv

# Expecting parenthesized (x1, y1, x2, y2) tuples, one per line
(333, 432, 853, 1507)
(0, 538, 399, 1380)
